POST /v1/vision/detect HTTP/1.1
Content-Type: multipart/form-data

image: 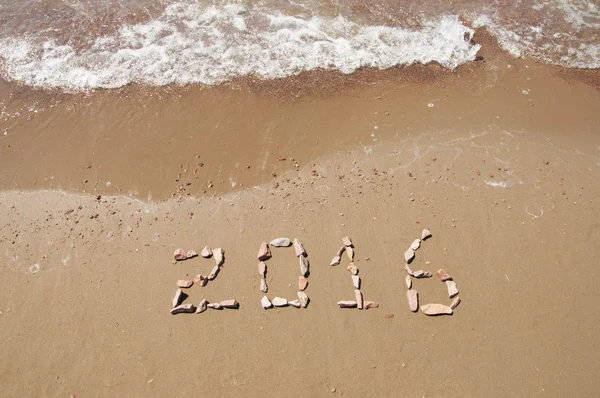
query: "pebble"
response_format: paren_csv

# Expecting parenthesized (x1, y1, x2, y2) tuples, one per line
(257, 241, 272, 261)
(193, 274, 208, 287)
(220, 300, 239, 309)
(261, 296, 273, 309)
(297, 291, 309, 308)
(201, 246, 213, 258)
(299, 276, 308, 291)
(346, 247, 354, 261)
(186, 250, 198, 259)
(446, 280, 459, 298)
(413, 270, 432, 278)
(450, 296, 461, 309)
(196, 299, 208, 314)
(174, 248, 187, 261)
(436, 269, 452, 281)
(338, 301, 357, 308)
(404, 248, 415, 263)
(270, 237, 292, 247)
(258, 261, 267, 277)
(299, 255, 309, 276)
(172, 288, 184, 308)
(208, 265, 220, 280)
(364, 301, 379, 309)
(260, 278, 268, 293)
(383, 313, 394, 319)
(170, 303, 196, 315)
(288, 299, 301, 308)
(410, 239, 421, 251)
(406, 290, 418, 312)
(330, 255, 341, 266)
(405, 275, 412, 289)
(422, 229, 432, 240)
(420, 303, 452, 316)
(342, 237, 353, 247)
(336, 246, 346, 256)
(355, 290, 364, 310)
(213, 248, 224, 267)
(293, 238, 307, 257)
(404, 263, 414, 276)
(176, 280, 193, 288)
(351, 275, 361, 289)
(347, 263, 358, 275)
(272, 297, 288, 307)
(207, 303, 222, 310)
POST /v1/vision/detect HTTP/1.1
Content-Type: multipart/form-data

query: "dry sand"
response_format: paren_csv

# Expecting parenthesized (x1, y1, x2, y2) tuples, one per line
(1, 32, 600, 396)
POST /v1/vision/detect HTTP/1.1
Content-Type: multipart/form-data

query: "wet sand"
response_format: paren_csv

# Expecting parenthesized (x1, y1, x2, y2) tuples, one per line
(1, 31, 600, 396)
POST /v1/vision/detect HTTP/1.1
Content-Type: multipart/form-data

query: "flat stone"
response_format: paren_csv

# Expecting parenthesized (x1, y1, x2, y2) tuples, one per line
(342, 236, 353, 247)
(422, 228, 432, 240)
(351, 275, 361, 289)
(330, 255, 341, 266)
(346, 247, 354, 261)
(258, 261, 267, 277)
(208, 264, 220, 280)
(410, 239, 421, 251)
(364, 301, 379, 309)
(174, 248, 187, 261)
(186, 250, 198, 259)
(261, 296, 272, 309)
(293, 238, 306, 257)
(450, 296, 461, 309)
(213, 247, 224, 267)
(446, 280, 459, 298)
(336, 246, 346, 256)
(193, 274, 208, 287)
(383, 313, 394, 319)
(405, 275, 412, 289)
(298, 276, 308, 291)
(220, 299, 239, 309)
(172, 288, 184, 308)
(177, 280, 193, 288)
(404, 248, 415, 263)
(200, 246, 212, 258)
(207, 303, 222, 310)
(413, 270, 432, 278)
(355, 290, 363, 310)
(347, 263, 358, 275)
(405, 263, 414, 276)
(270, 237, 292, 247)
(170, 303, 196, 314)
(196, 299, 208, 314)
(337, 301, 357, 308)
(406, 290, 418, 312)
(436, 269, 452, 281)
(299, 255, 309, 276)
(288, 299, 301, 308)
(297, 291, 309, 308)
(272, 297, 288, 307)
(260, 278, 268, 293)
(421, 303, 452, 316)
(257, 241, 272, 261)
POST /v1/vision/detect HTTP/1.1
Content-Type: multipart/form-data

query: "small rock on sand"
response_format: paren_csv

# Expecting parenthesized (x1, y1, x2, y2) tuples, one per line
(299, 276, 308, 291)
(405, 275, 412, 289)
(261, 296, 272, 309)
(336, 246, 346, 256)
(351, 275, 361, 289)
(404, 248, 415, 263)
(258, 261, 267, 277)
(213, 248, 224, 266)
(172, 288, 184, 308)
(220, 300, 239, 309)
(297, 291, 309, 308)
(272, 297, 288, 307)
(177, 280, 193, 288)
(383, 313, 394, 319)
(288, 299, 301, 308)
(364, 301, 379, 309)
(170, 303, 196, 314)
(208, 264, 220, 280)
(186, 250, 198, 259)
(293, 238, 306, 257)
(299, 255, 309, 276)
(330, 255, 341, 266)
(201, 246, 212, 258)
(405, 263, 414, 276)
(436, 269, 452, 281)
(174, 248, 187, 261)
(196, 299, 208, 314)
(406, 290, 418, 312)
(338, 301, 357, 308)
(446, 280, 459, 298)
(422, 229, 432, 240)
(410, 239, 421, 251)
(260, 278, 268, 293)
(270, 237, 292, 247)
(355, 290, 363, 310)
(342, 237, 353, 247)
(413, 270, 432, 278)
(346, 247, 354, 261)
(207, 303, 222, 310)
(421, 303, 452, 316)
(257, 241, 272, 261)
(193, 274, 208, 287)
(347, 263, 358, 275)
(450, 296, 461, 309)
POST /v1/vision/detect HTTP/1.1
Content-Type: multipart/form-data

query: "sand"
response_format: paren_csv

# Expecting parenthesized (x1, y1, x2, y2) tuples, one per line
(1, 31, 600, 396)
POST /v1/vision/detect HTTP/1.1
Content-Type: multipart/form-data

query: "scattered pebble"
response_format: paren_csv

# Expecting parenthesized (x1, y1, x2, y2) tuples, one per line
(258, 261, 267, 277)
(405, 275, 412, 289)
(346, 247, 355, 261)
(270, 238, 292, 247)
(330, 255, 341, 266)
(404, 263, 414, 276)
(213, 248, 224, 266)
(208, 265, 220, 280)
(288, 299, 301, 308)
(342, 237, 353, 247)
(347, 263, 358, 275)
(436, 269, 452, 282)
(172, 288, 184, 308)
(338, 301, 357, 308)
(207, 303, 222, 310)
(170, 303, 196, 315)
(299, 276, 308, 291)
(420, 303, 452, 316)
(272, 297, 288, 307)
(174, 248, 187, 261)
(220, 300, 239, 309)
(193, 274, 208, 287)
(422, 229, 432, 240)
(176, 280, 193, 288)
(293, 238, 307, 257)
(261, 296, 272, 309)
(257, 241, 272, 261)
(355, 290, 364, 310)
(196, 299, 208, 314)
(446, 280, 459, 298)
(383, 313, 394, 318)
(450, 296, 461, 309)
(364, 301, 379, 309)
(186, 250, 198, 259)
(299, 255, 309, 276)
(351, 275, 361, 289)
(406, 290, 419, 312)
(297, 291, 309, 308)
(200, 246, 213, 258)
(404, 248, 415, 263)
(413, 270, 432, 278)
(410, 239, 421, 251)
(260, 278, 268, 293)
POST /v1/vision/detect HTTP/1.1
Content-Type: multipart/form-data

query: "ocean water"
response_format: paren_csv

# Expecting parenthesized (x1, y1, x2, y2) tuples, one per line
(0, 0, 597, 91)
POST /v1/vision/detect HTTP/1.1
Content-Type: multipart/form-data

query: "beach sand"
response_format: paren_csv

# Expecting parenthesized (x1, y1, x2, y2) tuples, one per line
(1, 31, 600, 396)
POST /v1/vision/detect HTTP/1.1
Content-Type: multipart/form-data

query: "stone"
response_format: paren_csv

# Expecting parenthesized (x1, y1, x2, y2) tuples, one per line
(355, 290, 363, 310)
(297, 291, 309, 308)
(174, 248, 187, 261)
(413, 270, 432, 278)
(258, 261, 267, 277)
(207, 303, 222, 310)
(172, 288, 184, 308)
(293, 238, 306, 257)
(421, 303, 452, 316)
(383, 313, 394, 319)
(186, 250, 198, 259)
(208, 264, 220, 280)
(336, 246, 346, 256)
(450, 296, 461, 309)
(436, 269, 452, 281)
(299, 255, 309, 276)
(272, 297, 288, 307)
(405, 275, 412, 289)
(298, 276, 308, 291)
(337, 301, 357, 308)
(213, 248, 224, 266)
(270, 237, 292, 247)
(346, 247, 354, 261)
(347, 263, 358, 275)
(288, 300, 301, 308)
(410, 239, 421, 251)
(404, 263, 414, 276)
(220, 300, 239, 309)
(260, 278, 268, 293)
(193, 274, 208, 287)
(446, 280, 459, 298)
(170, 303, 196, 314)
(177, 280, 193, 288)
(261, 296, 272, 309)
(257, 241, 272, 261)
(406, 290, 418, 312)
(200, 246, 212, 258)
(422, 228, 432, 240)
(351, 275, 361, 289)
(404, 248, 415, 263)
(330, 255, 341, 266)
(342, 236, 353, 247)
(195, 299, 208, 314)
(364, 301, 379, 309)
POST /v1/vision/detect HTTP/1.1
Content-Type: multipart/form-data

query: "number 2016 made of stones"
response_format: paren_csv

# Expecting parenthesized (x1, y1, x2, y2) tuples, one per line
(170, 229, 461, 317)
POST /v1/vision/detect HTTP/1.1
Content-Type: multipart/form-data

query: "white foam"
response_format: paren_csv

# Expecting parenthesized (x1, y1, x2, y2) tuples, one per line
(0, 3, 479, 91)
